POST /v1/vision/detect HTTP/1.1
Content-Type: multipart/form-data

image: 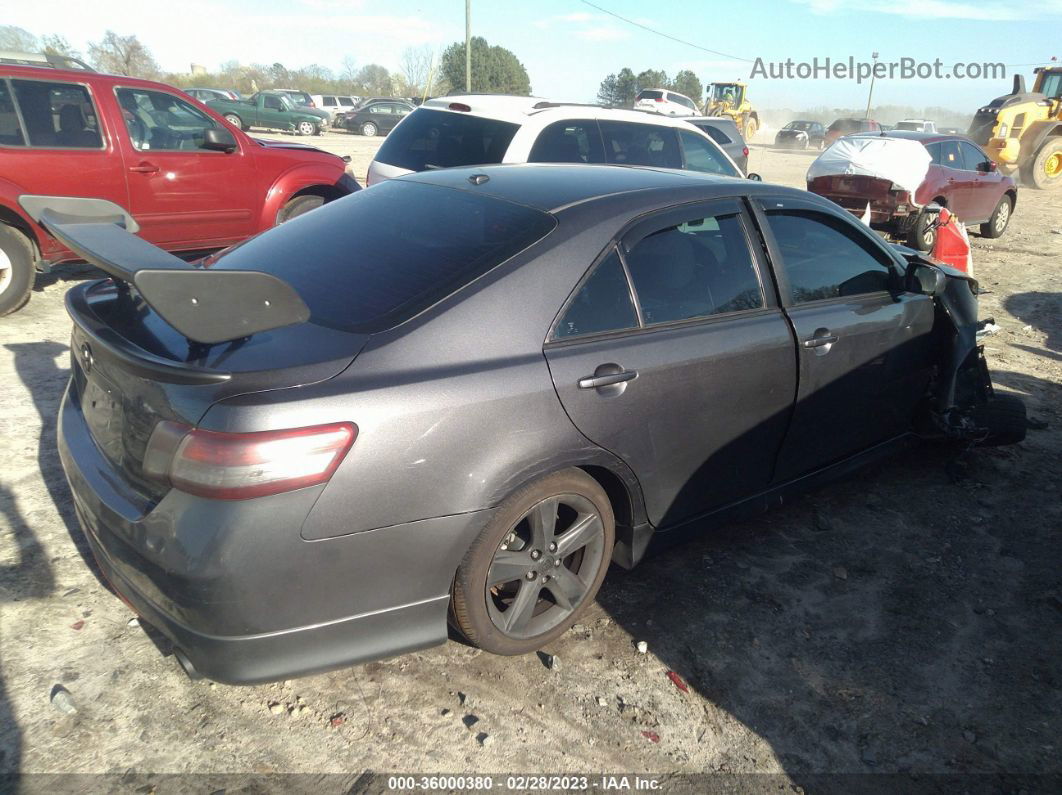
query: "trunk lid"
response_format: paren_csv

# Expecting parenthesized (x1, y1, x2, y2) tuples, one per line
(67, 280, 367, 501)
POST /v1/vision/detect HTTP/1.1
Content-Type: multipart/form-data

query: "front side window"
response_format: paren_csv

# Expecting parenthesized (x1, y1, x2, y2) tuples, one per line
(625, 210, 763, 325)
(599, 121, 681, 169)
(263, 95, 284, 110)
(115, 87, 219, 151)
(959, 141, 989, 171)
(765, 210, 895, 304)
(529, 120, 604, 164)
(679, 130, 738, 176)
(554, 249, 638, 339)
(0, 80, 25, 146)
(10, 80, 101, 148)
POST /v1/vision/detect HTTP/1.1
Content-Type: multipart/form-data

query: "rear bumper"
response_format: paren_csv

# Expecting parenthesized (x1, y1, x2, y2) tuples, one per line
(57, 382, 490, 684)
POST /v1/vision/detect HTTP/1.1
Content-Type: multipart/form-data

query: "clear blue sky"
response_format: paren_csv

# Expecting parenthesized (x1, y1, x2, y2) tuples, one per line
(8, 0, 1061, 111)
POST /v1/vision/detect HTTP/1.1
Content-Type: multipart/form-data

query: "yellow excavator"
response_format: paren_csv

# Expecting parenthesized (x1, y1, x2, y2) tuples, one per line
(968, 65, 1062, 190)
(704, 81, 759, 141)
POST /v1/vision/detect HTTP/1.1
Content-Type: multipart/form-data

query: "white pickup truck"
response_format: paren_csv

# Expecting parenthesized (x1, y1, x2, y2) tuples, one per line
(895, 119, 938, 133)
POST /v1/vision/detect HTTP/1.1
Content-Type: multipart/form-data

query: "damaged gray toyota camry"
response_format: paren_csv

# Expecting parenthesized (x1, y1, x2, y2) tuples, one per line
(28, 164, 1025, 684)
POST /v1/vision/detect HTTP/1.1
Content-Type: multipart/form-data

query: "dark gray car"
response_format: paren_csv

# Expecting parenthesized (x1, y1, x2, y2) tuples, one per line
(43, 164, 1023, 684)
(684, 117, 749, 173)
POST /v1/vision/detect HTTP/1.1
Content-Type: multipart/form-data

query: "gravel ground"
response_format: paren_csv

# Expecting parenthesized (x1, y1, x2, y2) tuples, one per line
(1, 130, 1060, 789)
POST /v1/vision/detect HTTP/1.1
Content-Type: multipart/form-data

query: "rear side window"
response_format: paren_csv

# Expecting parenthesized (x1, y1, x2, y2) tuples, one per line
(10, 80, 101, 148)
(925, 142, 942, 164)
(529, 120, 604, 164)
(626, 210, 763, 325)
(0, 81, 24, 146)
(339, 97, 355, 106)
(765, 210, 895, 303)
(599, 121, 681, 169)
(322, 96, 337, 107)
(937, 140, 962, 168)
(678, 130, 738, 176)
(555, 249, 638, 339)
(374, 108, 520, 172)
(207, 180, 555, 333)
(696, 124, 732, 145)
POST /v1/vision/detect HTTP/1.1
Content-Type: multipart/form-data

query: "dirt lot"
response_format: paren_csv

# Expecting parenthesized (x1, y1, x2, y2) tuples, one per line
(1, 131, 1060, 788)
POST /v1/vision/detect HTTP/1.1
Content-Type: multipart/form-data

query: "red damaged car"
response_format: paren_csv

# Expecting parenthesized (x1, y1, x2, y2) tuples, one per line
(0, 54, 358, 315)
(807, 131, 1016, 251)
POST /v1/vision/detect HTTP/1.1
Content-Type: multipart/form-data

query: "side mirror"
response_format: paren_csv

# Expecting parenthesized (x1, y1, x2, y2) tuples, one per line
(747, 172, 763, 181)
(978, 160, 997, 173)
(907, 262, 947, 296)
(202, 127, 237, 153)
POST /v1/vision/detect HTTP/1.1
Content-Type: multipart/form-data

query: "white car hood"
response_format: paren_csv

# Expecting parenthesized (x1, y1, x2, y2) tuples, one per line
(808, 137, 932, 200)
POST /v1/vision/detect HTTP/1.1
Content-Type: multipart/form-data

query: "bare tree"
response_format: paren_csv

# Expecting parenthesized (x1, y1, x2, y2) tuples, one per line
(401, 45, 433, 97)
(88, 31, 160, 78)
(0, 26, 38, 52)
(340, 56, 358, 84)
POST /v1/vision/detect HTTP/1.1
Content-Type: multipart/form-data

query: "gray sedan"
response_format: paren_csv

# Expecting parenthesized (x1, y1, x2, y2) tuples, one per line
(47, 164, 1023, 683)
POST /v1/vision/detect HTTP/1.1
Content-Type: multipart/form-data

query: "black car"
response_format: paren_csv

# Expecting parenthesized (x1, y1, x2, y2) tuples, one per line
(39, 164, 1024, 684)
(776, 120, 827, 150)
(342, 99, 415, 137)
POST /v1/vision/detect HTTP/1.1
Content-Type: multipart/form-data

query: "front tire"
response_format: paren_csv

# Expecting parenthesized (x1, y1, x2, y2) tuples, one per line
(451, 469, 615, 656)
(0, 225, 35, 316)
(297, 120, 316, 136)
(1028, 139, 1062, 190)
(276, 194, 325, 224)
(980, 195, 1012, 238)
(360, 121, 378, 137)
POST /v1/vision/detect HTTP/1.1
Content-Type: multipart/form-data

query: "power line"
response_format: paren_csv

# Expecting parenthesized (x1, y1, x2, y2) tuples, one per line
(578, 0, 755, 63)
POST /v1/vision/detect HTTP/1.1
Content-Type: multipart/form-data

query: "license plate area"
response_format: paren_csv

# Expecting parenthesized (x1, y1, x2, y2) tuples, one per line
(82, 373, 126, 465)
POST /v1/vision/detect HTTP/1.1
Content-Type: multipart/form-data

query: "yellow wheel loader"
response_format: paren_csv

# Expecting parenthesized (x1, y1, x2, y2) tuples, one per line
(969, 66, 1062, 190)
(705, 82, 760, 142)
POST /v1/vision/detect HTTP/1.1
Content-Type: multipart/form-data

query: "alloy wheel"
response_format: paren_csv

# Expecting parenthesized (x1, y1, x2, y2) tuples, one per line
(485, 494, 606, 639)
(995, 200, 1010, 233)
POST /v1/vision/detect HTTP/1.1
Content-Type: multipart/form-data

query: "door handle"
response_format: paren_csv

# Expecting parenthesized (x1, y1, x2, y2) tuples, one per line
(578, 370, 637, 389)
(803, 334, 839, 348)
(128, 162, 159, 174)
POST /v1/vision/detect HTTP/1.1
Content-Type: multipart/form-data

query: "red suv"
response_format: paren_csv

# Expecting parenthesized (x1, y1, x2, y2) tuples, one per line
(808, 131, 1017, 250)
(0, 59, 358, 314)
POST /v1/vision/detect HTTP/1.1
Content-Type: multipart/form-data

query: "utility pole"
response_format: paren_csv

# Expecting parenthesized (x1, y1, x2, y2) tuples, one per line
(465, 0, 471, 93)
(864, 51, 879, 119)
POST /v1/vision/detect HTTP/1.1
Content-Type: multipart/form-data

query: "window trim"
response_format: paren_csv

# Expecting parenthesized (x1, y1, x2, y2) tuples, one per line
(750, 196, 905, 308)
(547, 244, 642, 343)
(112, 84, 234, 155)
(2, 76, 106, 151)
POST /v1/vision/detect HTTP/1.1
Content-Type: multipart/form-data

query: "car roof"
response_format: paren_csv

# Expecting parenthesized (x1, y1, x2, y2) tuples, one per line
(417, 96, 715, 129)
(687, 116, 738, 126)
(394, 163, 800, 213)
(871, 130, 971, 144)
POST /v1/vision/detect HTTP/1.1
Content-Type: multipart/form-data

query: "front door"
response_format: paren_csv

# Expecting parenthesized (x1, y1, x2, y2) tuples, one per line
(545, 200, 797, 528)
(114, 86, 257, 249)
(959, 140, 1004, 221)
(756, 198, 937, 482)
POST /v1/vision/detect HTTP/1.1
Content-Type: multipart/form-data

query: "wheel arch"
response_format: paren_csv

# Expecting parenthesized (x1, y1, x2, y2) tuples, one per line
(0, 202, 41, 259)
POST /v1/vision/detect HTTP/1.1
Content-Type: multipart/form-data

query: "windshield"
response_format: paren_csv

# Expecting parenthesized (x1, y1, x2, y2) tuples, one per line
(1040, 72, 1062, 99)
(374, 108, 520, 172)
(785, 122, 814, 131)
(206, 180, 555, 333)
(711, 84, 741, 102)
(829, 119, 861, 132)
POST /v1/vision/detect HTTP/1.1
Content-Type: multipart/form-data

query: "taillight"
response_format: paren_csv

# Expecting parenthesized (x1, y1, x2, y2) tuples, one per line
(654, 98, 665, 102)
(146, 421, 356, 500)
(742, 146, 749, 156)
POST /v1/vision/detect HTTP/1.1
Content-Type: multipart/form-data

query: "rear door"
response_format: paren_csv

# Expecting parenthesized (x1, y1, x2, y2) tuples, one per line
(544, 199, 796, 528)
(114, 86, 257, 248)
(933, 139, 976, 215)
(755, 197, 937, 482)
(5, 77, 128, 257)
(599, 120, 682, 169)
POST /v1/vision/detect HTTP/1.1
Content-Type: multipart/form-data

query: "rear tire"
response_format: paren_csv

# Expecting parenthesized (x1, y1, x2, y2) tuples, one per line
(0, 225, 35, 316)
(451, 469, 615, 656)
(907, 210, 937, 252)
(969, 394, 1027, 446)
(223, 113, 244, 131)
(979, 195, 1012, 238)
(744, 118, 758, 142)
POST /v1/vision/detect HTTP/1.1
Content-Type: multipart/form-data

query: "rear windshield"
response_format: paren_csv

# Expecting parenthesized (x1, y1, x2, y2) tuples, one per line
(206, 180, 555, 333)
(374, 108, 520, 172)
(829, 119, 861, 132)
(636, 90, 664, 100)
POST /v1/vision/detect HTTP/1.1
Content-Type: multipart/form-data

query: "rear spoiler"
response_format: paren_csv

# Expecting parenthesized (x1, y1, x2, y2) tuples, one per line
(19, 196, 309, 345)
